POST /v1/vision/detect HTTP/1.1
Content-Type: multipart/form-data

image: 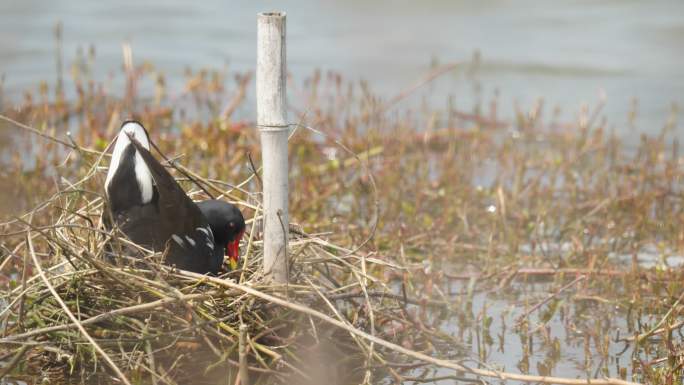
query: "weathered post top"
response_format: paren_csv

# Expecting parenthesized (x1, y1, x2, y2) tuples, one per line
(257, 11, 289, 284)
(257, 12, 287, 127)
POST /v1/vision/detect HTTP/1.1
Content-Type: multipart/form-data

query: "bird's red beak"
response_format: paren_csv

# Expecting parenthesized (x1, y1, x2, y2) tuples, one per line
(227, 230, 244, 270)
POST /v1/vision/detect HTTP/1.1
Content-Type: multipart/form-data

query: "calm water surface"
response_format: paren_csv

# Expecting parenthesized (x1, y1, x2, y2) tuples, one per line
(0, 0, 682, 132)
(0, 1, 681, 382)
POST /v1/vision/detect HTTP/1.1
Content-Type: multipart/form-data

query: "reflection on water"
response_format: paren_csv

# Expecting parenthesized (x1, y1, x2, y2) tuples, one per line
(0, 0, 682, 131)
(434, 281, 634, 384)
(0, 1, 682, 383)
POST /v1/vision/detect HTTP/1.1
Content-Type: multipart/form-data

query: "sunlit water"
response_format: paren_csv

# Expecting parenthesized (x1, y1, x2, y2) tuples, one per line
(0, 1, 682, 383)
(0, 0, 682, 133)
(435, 281, 638, 384)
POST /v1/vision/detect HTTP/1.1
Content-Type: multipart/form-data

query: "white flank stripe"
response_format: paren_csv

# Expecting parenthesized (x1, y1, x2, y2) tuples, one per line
(185, 236, 196, 247)
(197, 227, 208, 235)
(197, 226, 211, 238)
(171, 234, 185, 247)
(104, 122, 154, 204)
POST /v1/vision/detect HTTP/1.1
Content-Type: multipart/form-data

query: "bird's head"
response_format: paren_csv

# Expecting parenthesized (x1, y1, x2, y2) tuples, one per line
(197, 200, 246, 270)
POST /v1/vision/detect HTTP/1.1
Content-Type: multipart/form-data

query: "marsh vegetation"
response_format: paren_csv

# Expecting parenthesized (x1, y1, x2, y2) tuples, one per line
(0, 40, 682, 385)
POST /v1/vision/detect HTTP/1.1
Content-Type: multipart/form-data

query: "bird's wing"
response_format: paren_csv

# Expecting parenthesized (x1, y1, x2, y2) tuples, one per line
(126, 134, 217, 273)
(125, 133, 204, 229)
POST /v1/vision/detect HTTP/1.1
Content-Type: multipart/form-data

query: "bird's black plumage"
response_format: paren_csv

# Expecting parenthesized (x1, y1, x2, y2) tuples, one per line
(104, 121, 245, 274)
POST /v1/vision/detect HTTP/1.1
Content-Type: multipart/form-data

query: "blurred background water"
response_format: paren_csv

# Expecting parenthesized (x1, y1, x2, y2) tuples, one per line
(1, 2, 683, 250)
(0, 2, 682, 382)
(0, 0, 682, 132)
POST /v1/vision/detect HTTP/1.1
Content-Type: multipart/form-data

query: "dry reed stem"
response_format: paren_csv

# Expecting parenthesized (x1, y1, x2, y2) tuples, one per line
(515, 275, 586, 327)
(177, 270, 641, 385)
(1, 292, 214, 342)
(1, 61, 680, 383)
(26, 227, 133, 385)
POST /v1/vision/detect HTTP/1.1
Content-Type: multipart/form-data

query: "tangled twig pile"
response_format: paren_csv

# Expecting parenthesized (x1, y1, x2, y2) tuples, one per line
(0, 116, 642, 385)
(1, 56, 680, 384)
(0, 137, 398, 384)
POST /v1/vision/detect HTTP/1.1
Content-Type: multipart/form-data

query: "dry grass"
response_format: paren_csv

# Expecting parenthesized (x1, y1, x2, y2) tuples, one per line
(0, 45, 682, 384)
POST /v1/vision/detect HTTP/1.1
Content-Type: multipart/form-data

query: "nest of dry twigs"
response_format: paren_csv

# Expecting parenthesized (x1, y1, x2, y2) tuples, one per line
(0, 120, 647, 385)
(1, 56, 677, 384)
(4, 164, 368, 383)
(0, 137, 453, 385)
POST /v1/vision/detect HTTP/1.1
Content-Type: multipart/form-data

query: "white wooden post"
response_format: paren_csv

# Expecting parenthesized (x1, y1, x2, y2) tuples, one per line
(257, 12, 289, 284)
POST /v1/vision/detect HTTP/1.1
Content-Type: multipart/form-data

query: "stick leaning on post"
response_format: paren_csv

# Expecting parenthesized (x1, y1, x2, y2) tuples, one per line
(257, 11, 289, 284)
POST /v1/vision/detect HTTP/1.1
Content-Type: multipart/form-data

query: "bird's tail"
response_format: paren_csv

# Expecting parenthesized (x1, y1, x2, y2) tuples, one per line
(104, 120, 154, 204)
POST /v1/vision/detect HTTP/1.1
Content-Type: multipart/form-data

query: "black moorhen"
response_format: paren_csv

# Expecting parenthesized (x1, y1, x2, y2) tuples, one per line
(104, 121, 245, 274)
